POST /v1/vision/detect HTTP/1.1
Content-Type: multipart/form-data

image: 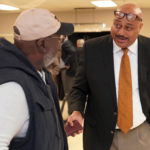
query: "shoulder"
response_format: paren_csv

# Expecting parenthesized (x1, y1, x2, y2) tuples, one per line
(83, 34, 112, 53)
(0, 82, 26, 101)
(85, 34, 112, 46)
(138, 35, 150, 45)
(0, 81, 28, 117)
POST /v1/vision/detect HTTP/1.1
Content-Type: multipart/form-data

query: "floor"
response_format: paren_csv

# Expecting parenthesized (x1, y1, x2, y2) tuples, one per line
(68, 133, 83, 150)
(59, 101, 83, 150)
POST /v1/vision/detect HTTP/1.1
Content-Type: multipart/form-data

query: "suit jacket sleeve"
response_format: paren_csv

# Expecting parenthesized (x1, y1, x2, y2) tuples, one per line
(69, 42, 89, 114)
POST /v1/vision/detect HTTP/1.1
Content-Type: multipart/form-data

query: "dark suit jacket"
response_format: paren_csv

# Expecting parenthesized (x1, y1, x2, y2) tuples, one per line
(69, 34, 150, 150)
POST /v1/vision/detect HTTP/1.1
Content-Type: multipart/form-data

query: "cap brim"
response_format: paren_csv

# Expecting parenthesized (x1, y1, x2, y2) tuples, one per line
(57, 22, 74, 35)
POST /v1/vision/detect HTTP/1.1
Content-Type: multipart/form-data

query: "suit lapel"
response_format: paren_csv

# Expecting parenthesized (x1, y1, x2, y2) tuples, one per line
(103, 35, 117, 107)
(138, 36, 148, 115)
(138, 36, 147, 84)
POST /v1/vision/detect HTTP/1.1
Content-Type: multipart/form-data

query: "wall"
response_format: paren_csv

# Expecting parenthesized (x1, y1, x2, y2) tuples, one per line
(55, 8, 150, 36)
(0, 13, 18, 42)
(0, 8, 150, 42)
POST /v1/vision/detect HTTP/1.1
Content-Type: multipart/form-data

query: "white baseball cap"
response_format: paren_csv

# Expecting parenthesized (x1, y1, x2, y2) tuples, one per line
(13, 8, 74, 41)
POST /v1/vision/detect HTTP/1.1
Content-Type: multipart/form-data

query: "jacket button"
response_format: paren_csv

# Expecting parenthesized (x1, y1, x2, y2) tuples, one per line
(110, 130, 114, 134)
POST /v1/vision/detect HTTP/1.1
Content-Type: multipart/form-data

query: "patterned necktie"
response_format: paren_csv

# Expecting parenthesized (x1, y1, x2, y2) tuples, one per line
(117, 48, 133, 133)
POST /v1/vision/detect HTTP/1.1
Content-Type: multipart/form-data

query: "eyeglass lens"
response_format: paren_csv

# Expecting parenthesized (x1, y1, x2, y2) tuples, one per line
(114, 11, 142, 22)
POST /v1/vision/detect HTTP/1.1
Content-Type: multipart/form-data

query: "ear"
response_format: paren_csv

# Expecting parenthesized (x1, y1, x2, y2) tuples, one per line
(36, 38, 47, 53)
(138, 22, 143, 32)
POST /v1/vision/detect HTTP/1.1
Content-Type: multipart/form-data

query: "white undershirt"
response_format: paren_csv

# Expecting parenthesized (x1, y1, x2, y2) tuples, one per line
(0, 70, 46, 150)
(113, 39, 146, 129)
(0, 82, 29, 150)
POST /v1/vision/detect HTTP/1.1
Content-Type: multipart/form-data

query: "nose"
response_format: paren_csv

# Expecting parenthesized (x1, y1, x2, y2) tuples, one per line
(117, 27, 125, 36)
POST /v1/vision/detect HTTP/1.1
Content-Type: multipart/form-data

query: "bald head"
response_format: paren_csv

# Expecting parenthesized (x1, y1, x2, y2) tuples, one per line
(77, 39, 85, 47)
(111, 3, 143, 48)
(117, 3, 142, 19)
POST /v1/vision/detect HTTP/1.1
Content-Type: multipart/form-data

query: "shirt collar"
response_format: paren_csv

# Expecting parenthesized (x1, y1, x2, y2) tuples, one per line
(113, 39, 138, 55)
(37, 70, 46, 83)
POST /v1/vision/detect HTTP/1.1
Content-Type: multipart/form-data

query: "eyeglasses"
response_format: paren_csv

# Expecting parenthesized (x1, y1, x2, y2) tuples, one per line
(49, 35, 66, 43)
(114, 11, 142, 22)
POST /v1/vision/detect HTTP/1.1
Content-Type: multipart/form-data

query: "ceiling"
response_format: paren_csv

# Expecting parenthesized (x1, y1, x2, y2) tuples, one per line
(0, 0, 150, 13)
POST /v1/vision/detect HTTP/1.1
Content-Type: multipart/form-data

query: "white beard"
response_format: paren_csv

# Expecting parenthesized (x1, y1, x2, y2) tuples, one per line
(43, 49, 57, 67)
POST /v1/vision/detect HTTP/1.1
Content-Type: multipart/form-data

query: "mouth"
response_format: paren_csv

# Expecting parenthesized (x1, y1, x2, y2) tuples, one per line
(115, 35, 128, 43)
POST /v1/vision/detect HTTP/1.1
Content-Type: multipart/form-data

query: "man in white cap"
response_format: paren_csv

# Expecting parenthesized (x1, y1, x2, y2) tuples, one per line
(0, 8, 74, 150)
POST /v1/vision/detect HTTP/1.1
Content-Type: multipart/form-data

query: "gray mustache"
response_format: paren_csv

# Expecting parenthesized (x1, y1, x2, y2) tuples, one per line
(116, 35, 128, 40)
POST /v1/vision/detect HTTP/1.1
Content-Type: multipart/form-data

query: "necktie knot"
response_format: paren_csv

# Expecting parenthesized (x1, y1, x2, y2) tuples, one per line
(122, 48, 128, 55)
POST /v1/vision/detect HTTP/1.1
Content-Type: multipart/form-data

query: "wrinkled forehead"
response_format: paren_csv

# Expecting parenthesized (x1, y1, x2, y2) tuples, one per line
(114, 18, 137, 27)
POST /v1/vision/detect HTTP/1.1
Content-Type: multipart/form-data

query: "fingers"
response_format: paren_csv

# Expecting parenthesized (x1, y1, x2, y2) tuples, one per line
(77, 129, 83, 134)
(67, 115, 74, 126)
(70, 129, 83, 137)
(65, 111, 84, 137)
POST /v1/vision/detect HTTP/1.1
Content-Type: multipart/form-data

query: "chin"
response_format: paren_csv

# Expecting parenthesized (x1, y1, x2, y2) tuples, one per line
(116, 42, 128, 49)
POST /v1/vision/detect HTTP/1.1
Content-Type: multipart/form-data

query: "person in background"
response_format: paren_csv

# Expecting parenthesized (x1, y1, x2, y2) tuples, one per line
(47, 51, 61, 86)
(0, 8, 74, 150)
(60, 37, 77, 115)
(76, 38, 85, 64)
(76, 38, 85, 48)
(67, 3, 150, 150)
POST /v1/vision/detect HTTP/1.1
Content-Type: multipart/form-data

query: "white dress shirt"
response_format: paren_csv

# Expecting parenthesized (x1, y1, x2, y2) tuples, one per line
(113, 39, 146, 129)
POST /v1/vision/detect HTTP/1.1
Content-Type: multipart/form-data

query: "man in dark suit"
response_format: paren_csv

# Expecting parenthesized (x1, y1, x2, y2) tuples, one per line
(67, 3, 150, 150)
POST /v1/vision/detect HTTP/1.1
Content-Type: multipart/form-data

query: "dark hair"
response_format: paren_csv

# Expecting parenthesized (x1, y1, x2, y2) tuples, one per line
(61, 40, 77, 76)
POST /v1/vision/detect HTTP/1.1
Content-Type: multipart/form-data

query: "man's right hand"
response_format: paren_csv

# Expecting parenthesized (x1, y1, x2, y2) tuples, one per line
(66, 111, 84, 136)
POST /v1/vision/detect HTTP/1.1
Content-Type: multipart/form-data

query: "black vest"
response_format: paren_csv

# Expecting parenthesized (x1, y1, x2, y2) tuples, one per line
(0, 68, 68, 150)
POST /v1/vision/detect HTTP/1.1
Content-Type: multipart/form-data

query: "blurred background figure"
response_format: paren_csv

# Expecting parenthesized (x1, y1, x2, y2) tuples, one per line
(47, 50, 61, 86)
(76, 39, 85, 64)
(60, 36, 77, 116)
(77, 39, 85, 48)
(47, 57, 60, 77)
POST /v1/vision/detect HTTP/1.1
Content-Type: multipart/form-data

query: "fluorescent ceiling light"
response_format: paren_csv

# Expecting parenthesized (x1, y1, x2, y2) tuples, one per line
(0, 4, 19, 11)
(91, 0, 117, 7)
